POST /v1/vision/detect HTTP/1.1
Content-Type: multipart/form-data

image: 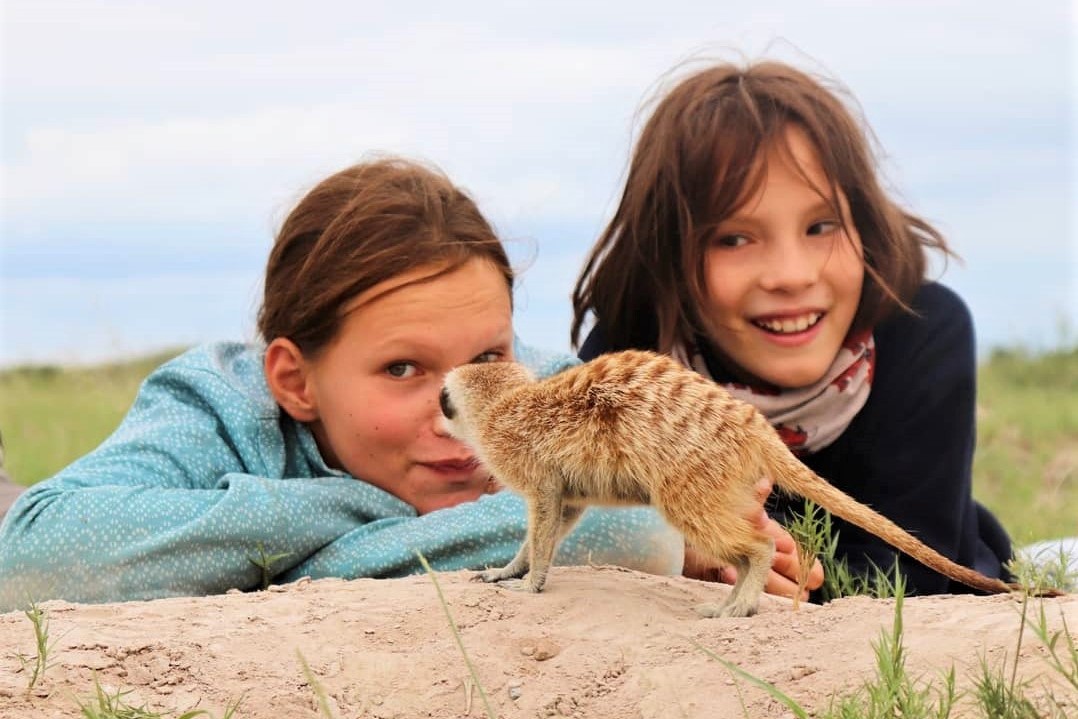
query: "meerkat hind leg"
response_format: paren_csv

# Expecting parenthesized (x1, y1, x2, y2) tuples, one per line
(695, 537, 775, 619)
(481, 490, 583, 593)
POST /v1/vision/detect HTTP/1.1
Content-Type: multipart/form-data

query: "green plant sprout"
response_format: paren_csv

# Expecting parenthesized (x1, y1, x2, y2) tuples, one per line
(75, 673, 242, 719)
(416, 551, 498, 719)
(12, 597, 59, 692)
(246, 543, 293, 590)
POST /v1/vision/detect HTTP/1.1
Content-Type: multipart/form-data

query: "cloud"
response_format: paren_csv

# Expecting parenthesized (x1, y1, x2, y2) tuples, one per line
(0, 0, 1072, 364)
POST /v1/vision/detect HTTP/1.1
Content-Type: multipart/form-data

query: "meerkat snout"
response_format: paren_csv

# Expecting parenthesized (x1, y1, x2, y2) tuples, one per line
(439, 386, 456, 420)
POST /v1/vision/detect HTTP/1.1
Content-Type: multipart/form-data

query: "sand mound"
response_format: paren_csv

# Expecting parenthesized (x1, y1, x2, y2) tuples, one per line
(1, 566, 1075, 718)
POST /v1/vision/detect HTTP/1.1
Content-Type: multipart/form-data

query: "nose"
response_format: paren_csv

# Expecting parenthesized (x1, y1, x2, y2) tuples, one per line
(759, 234, 822, 293)
(439, 387, 455, 419)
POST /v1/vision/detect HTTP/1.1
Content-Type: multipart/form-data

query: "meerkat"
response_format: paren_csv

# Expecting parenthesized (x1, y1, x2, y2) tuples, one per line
(439, 349, 1025, 618)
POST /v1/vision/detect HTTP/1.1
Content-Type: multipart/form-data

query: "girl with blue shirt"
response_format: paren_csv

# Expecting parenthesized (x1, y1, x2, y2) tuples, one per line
(0, 158, 692, 609)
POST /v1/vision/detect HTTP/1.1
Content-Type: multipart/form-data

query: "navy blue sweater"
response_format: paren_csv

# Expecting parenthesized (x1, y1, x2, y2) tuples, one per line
(579, 282, 1013, 595)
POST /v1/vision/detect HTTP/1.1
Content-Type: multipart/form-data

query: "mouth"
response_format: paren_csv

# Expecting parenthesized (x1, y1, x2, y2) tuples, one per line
(751, 311, 824, 335)
(421, 457, 481, 474)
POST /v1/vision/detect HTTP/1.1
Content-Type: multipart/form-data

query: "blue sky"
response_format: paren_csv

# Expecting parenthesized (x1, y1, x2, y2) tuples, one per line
(1, 0, 1074, 367)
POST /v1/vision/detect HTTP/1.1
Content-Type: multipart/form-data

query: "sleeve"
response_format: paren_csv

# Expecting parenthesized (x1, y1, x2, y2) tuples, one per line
(0, 358, 416, 609)
(281, 491, 685, 582)
(513, 336, 581, 378)
(826, 286, 986, 594)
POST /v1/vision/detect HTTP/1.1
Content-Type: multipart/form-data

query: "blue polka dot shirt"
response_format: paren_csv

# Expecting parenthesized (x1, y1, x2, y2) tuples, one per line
(0, 340, 683, 609)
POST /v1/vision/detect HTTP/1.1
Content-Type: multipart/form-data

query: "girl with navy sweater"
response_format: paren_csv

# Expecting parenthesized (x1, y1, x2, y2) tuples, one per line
(571, 60, 1015, 599)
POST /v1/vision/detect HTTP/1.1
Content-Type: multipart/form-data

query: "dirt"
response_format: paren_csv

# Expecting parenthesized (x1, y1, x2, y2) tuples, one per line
(1, 566, 1075, 718)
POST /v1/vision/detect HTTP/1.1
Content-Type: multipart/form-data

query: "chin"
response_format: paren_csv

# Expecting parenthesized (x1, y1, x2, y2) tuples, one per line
(763, 363, 831, 390)
(413, 487, 486, 515)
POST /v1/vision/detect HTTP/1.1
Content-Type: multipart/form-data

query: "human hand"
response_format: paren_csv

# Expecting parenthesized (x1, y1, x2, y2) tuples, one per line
(681, 476, 824, 602)
(758, 515, 825, 601)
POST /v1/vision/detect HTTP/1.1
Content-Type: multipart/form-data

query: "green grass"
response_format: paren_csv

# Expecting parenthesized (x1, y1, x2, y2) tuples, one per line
(0, 349, 184, 486)
(75, 674, 242, 718)
(973, 346, 1078, 544)
(1, 344, 1075, 543)
(698, 561, 1077, 719)
(417, 552, 498, 719)
(11, 597, 58, 692)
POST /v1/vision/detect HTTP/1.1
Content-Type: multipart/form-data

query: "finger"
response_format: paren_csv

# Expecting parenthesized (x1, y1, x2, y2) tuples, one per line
(752, 508, 770, 530)
(771, 543, 825, 592)
(804, 557, 825, 591)
(683, 545, 737, 584)
(760, 517, 796, 552)
(763, 570, 810, 601)
(754, 476, 773, 504)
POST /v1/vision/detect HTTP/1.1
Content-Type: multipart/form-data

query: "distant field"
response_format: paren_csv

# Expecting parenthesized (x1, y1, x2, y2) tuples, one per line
(1, 345, 1075, 542)
(970, 346, 1078, 544)
(0, 349, 184, 487)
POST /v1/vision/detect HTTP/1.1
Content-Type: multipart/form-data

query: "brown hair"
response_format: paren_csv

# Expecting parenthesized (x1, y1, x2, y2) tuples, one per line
(571, 60, 954, 353)
(258, 157, 511, 355)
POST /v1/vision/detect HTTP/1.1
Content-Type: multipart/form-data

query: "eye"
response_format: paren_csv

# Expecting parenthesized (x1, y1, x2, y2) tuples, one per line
(472, 351, 504, 364)
(713, 233, 749, 249)
(807, 220, 841, 236)
(386, 362, 418, 378)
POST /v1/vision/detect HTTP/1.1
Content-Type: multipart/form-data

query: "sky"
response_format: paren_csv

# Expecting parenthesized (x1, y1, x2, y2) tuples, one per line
(0, 0, 1074, 368)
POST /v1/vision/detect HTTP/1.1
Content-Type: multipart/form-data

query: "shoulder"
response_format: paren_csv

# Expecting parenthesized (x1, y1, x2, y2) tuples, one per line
(866, 282, 976, 419)
(912, 282, 972, 325)
(513, 336, 581, 379)
(875, 282, 974, 367)
(138, 341, 278, 419)
(577, 325, 608, 361)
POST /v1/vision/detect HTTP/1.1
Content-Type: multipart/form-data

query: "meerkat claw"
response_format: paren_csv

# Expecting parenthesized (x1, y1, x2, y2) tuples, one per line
(497, 578, 541, 593)
(472, 569, 508, 583)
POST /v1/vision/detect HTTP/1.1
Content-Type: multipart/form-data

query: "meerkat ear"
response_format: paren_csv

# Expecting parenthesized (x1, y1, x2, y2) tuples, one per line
(264, 337, 319, 422)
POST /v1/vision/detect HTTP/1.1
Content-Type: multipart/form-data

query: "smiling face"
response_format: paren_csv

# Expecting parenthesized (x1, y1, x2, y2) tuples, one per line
(702, 125, 865, 389)
(270, 257, 513, 514)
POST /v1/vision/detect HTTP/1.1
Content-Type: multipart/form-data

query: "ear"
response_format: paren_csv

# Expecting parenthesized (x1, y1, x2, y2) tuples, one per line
(264, 337, 319, 422)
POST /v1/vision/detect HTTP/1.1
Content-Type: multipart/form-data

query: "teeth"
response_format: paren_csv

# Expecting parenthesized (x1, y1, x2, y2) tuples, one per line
(756, 312, 821, 334)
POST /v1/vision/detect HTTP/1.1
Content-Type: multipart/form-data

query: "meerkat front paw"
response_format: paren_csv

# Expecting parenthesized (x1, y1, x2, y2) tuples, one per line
(473, 569, 507, 583)
(472, 566, 527, 584)
(496, 577, 543, 593)
(471, 569, 542, 592)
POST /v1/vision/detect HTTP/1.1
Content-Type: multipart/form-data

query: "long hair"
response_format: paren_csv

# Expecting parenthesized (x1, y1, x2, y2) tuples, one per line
(571, 60, 953, 353)
(258, 157, 511, 355)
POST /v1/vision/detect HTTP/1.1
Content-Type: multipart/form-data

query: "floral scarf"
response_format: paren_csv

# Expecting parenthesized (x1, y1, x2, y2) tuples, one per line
(672, 330, 875, 455)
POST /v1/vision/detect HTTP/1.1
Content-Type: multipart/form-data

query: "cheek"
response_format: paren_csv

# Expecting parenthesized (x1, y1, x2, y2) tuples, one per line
(354, 405, 419, 448)
(318, 390, 418, 468)
(703, 261, 745, 319)
(832, 239, 866, 300)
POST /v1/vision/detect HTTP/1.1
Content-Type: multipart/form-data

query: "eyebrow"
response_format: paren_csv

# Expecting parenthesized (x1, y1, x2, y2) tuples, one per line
(368, 327, 513, 356)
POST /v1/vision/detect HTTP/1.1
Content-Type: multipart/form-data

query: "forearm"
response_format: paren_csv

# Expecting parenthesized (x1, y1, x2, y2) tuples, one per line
(283, 492, 685, 582)
(0, 473, 401, 608)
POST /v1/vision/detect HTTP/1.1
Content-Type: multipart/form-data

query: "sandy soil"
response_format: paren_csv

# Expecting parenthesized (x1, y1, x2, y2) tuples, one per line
(1, 566, 1075, 718)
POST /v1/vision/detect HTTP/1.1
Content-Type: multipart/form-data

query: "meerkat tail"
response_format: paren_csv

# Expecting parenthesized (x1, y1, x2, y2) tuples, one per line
(765, 446, 1014, 595)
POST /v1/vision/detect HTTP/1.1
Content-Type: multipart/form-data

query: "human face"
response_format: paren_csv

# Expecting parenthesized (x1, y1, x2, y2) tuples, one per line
(702, 125, 864, 389)
(304, 257, 513, 514)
